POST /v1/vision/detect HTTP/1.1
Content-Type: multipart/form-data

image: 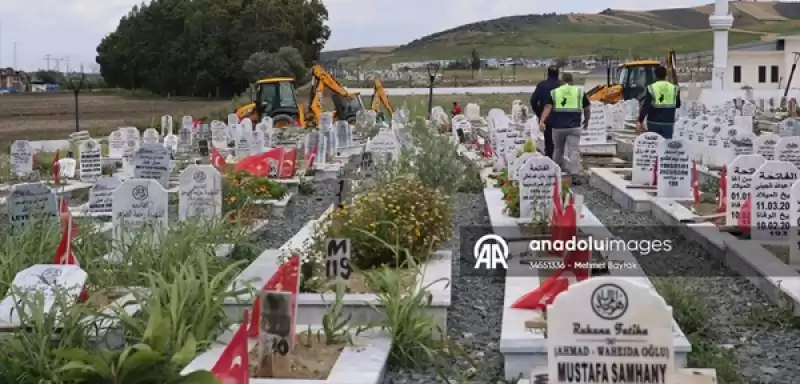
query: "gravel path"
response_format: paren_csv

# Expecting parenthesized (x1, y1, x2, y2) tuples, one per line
(385, 192, 508, 383)
(248, 180, 339, 250)
(573, 183, 800, 384)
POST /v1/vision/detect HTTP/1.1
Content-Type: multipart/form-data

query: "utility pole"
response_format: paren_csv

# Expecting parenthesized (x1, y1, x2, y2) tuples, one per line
(54, 57, 62, 73)
(44, 54, 52, 70)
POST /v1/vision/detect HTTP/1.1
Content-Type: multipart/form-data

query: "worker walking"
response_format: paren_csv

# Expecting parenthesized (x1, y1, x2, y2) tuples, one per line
(539, 73, 590, 185)
(636, 66, 680, 139)
(530, 66, 561, 159)
(452, 102, 462, 117)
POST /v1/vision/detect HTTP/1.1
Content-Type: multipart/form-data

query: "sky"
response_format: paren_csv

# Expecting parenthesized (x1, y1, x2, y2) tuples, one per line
(0, 0, 717, 71)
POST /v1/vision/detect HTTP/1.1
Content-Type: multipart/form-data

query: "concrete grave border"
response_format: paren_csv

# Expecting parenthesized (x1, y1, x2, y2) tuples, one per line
(223, 204, 451, 334)
(181, 326, 391, 384)
(483, 188, 691, 380)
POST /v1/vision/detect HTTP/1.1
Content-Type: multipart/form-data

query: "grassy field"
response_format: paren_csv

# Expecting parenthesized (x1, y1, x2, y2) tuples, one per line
(322, 2, 800, 65)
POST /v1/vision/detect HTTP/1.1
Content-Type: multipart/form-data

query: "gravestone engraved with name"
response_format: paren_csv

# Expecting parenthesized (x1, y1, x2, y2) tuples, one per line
(751, 161, 797, 241)
(10, 140, 34, 176)
(108, 130, 126, 159)
(163, 134, 179, 154)
(251, 129, 266, 155)
(112, 178, 169, 246)
(78, 139, 103, 182)
(580, 102, 607, 145)
(177, 126, 193, 154)
(726, 155, 766, 227)
(777, 118, 800, 137)
(511, 152, 537, 181)
(161, 115, 174, 136)
(656, 140, 692, 198)
(632, 133, 663, 186)
(518, 155, 561, 219)
(236, 127, 252, 159)
(133, 144, 171, 188)
(547, 277, 674, 384)
(754, 133, 779, 161)
(87, 176, 122, 215)
(691, 121, 707, 164)
(703, 124, 723, 166)
(731, 131, 755, 157)
(211, 121, 228, 149)
(178, 165, 221, 221)
(142, 128, 160, 145)
(365, 131, 400, 160)
(8, 183, 58, 230)
(776, 137, 800, 171)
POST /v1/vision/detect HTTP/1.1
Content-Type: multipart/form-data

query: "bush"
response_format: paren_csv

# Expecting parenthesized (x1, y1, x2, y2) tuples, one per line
(306, 175, 453, 270)
(222, 170, 287, 220)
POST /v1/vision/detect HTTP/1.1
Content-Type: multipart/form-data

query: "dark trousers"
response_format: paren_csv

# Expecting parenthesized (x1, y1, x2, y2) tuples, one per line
(544, 126, 554, 158)
(647, 121, 674, 139)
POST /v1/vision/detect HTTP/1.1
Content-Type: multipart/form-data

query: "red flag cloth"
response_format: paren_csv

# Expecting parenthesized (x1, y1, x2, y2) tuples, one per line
(211, 148, 227, 173)
(652, 157, 658, 187)
(248, 296, 261, 338)
(738, 196, 751, 234)
(263, 254, 301, 345)
(306, 145, 318, 169)
(279, 148, 297, 179)
(483, 141, 493, 158)
(235, 148, 284, 178)
(211, 313, 250, 384)
(510, 268, 568, 310)
(54, 199, 88, 302)
(51, 151, 61, 184)
(59, 199, 79, 238)
(691, 160, 700, 205)
(548, 191, 571, 257)
(717, 166, 727, 213)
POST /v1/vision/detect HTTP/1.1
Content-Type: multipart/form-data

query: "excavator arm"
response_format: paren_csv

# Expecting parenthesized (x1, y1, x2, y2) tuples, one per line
(666, 49, 678, 86)
(370, 78, 393, 116)
(307, 65, 360, 126)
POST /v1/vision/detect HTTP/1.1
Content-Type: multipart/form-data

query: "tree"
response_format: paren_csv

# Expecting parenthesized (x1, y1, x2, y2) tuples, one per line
(95, 0, 331, 97)
(33, 70, 62, 84)
(243, 46, 310, 84)
(471, 48, 481, 70)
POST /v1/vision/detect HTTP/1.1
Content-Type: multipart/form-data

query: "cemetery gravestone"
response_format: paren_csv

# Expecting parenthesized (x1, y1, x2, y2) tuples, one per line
(178, 125, 193, 154)
(703, 124, 723, 167)
(465, 103, 481, 121)
(78, 139, 103, 182)
(8, 183, 58, 230)
(511, 152, 537, 181)
(0, 265, 88, 326)
(365, 131, 400, 161)
(336, 121, 350, 150)
(108, 130, 126, 159)
(776, 137, 800, 170)
(778, 118, 800, 137)
(790, 180, 800, 266)
(547, 277, 674, 384)
(211, 121, 228, 149)
(161, 115, 174, 136)
(227, 113, 238, 127)
(518, 156, 561, 219)
(236, 127, 252, 159)
(112, 179, 169, 246)
(57, 158, 77, 179)
(632, 133, 663, 186)
(251, 129, 266, 155)
(755, 133, 779, 161)
(133, 144, 171, 188)
(731, 132, 755, 157)
(580, 102, 607, 145)
(10, 140, 34, 176)
(178, 165, 222, 221)
(725, 155, 766, 227)
(656, 140, 692, 198)
(751, 161, 797, 241)
(163, 134, 179, 154)
(691, 121, 707, 164)
(87, 176, 122, 215)
(142, 128, 160, 145)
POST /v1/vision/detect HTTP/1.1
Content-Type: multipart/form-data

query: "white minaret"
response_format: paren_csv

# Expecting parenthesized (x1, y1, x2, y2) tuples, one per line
(709, 0, 734, 90)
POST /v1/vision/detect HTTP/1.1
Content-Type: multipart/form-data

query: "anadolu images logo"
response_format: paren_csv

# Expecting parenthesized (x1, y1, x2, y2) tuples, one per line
(473, 234, 509, 269)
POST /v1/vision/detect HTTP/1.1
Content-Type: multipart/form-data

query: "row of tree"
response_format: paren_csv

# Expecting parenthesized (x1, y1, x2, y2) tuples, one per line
(96, 0, 330, 98)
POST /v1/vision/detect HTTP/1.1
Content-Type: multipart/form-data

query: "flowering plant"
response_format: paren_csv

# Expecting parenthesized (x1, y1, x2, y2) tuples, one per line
(305, 175, 453, 272)
(222, 170, 287, 221)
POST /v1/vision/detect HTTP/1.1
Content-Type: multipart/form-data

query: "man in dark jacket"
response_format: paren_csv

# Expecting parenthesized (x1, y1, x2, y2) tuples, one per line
(636, 66, 681, 138)
(530, 66, 561, 158)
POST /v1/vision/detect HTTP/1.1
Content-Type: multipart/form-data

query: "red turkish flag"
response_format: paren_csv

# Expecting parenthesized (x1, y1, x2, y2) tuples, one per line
(235, 148, 284, 178)
(511, 268, 568, 310)
(306, 145, 318, 169)
(54, 199, 88, 301)
(211, 313, 250, 384)
(279, 148, 297, 179)
(211, 148, 227, 173)
(717, 166, 727, 214)
(51, 151, 61, 184)
(691, 160, 700, 205)
(738, 196, 751, 234)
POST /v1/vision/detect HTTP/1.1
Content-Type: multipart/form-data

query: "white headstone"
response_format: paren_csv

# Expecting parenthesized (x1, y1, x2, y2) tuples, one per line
(87, 176, 121, 215)
(0, 265, 88, 326)
(511, 152, 537, 181)
(365, 131, 400, 159)
(777, 118, 800, 137)
(163, 134, 179, 153)
(776, 137, 800, 170)
(112, 178, 169, 245)
(178, 165, 222, 221)
(732, 131, 755, 157)
(56, 158, 77, 179)
(580, 102, 607, 145)
(133, 144, 171, 188)
(751, 161, 797, 241)
(10, 140, 34, 176)
(236, 127, 252, 159)
(227, 113, 239, 127)
(177, 125, 193, 154)
(78, 139, 103, 182)
(518, 155, 561, 219)
(703, 124, 724, 166)
(8, 183, 58, 230)
(725, 155, 766, 227)
(790, 179, 800, 265)
(632, 133, 663, 186)
(656, 140, 692, 198)
(142, 128, 160, 145)
(754, 133, 779, 161)
(547, 277, 675, 384)
(251, 129, 266, 154)
(161, 115, 174, 136)
(211, 121, 228, 149)
(465, 103, 481, 121)
(108, 130, 126, 159)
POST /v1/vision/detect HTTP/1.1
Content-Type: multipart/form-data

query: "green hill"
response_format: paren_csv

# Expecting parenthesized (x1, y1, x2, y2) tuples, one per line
(322, 2, 800, 65)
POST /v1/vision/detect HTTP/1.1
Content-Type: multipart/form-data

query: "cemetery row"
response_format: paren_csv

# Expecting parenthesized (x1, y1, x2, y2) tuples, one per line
(0, 105, 510, 383)
(443, 100, 719, 383)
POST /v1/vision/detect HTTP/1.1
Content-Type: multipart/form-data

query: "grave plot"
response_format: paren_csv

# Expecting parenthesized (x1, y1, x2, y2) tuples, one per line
(483, 152, 692, 379)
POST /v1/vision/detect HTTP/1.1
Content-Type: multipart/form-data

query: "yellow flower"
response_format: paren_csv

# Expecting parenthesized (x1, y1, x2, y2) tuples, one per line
(228, 195, 237, 202)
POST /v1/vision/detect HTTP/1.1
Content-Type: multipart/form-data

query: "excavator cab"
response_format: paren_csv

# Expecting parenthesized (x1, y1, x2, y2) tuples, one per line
(236, 77, 304, 128)
(331, 92, 364, 124)
(616, 61, 659, 101)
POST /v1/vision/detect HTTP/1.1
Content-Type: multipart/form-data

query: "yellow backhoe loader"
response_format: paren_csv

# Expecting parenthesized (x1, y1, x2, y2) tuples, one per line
(307, 64, 363, 126)
(369, 78, 393, 118)
(234, 77, 306, 128)
(586, 49, 678, 104)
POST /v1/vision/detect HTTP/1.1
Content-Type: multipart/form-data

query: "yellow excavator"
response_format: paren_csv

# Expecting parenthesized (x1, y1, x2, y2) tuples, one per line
(234, 65, 364, 128)
(369, 78, 393, 118)
(586, 49, 678, 104)
(307, 64, 363, 126)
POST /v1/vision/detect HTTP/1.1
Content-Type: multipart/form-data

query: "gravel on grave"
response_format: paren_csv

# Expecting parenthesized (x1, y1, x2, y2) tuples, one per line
(572, 183, 800, 384)
(385, 193, 508, 383)
(247, 180, 339, 250)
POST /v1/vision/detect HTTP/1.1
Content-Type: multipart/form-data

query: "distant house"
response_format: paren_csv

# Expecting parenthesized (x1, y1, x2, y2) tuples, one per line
(0, 68, 29, 91)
